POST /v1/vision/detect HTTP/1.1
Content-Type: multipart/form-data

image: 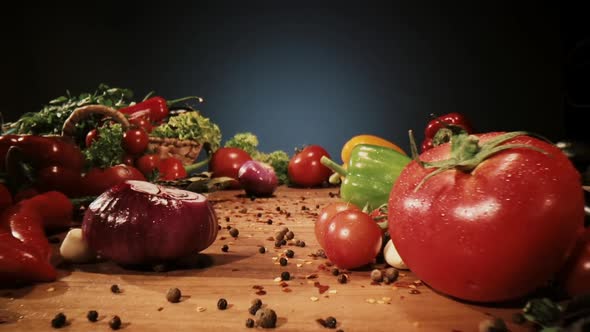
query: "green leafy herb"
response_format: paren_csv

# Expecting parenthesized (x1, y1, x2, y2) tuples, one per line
(3, 84, 133, 142)
(150, 112, 221, 152)
(224, 132, 291, 185)
(83, 124, 124, 168)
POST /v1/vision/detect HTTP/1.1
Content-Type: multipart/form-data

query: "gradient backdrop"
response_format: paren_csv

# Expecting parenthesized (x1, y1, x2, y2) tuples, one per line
(9, 1, 584, 161)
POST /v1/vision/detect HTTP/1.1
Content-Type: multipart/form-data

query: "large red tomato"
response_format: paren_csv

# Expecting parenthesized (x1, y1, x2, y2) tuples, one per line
(288, 145, 332, 187)
(388, 132, 584, 302)
(315, 202, 361, 249)
(83, 165, 146, 196)
(209, 147, 252, 180)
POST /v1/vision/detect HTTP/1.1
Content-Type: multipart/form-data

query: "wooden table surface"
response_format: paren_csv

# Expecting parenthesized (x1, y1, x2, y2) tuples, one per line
(0, 187, 533, 332)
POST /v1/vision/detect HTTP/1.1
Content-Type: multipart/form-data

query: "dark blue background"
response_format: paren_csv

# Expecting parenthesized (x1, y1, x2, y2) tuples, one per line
(9, 1, 582, 162)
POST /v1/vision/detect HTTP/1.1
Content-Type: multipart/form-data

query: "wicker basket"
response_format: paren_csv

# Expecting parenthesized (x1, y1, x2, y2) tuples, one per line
(62, 105, 204, 166)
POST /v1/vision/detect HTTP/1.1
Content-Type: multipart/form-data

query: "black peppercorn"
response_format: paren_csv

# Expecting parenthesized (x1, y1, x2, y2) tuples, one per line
(225, 216, 230, 222)
(258, 246, 266, 254)
(383, 268, 399, 283)
(285, 249, 294, 258)
(87, 310, 99, 322)
(267, 219, 273, 225)
(217, 298, 228, 310)
(370, 269, 383, 282)
(109, 316, 122, 330)
(276, 206, 281, 211)
(280, 239, 287, 246)
(275, 232, 285, 241)
(110, 284, 121, 294)
(251, 298, 263, 308)
(285, 231, 294, 240)
(279, 257, 288, 266)
(248, 305, 260, 315)
(166, 287, 182, 303)
(229, 227, 239, 238)
(221, 244, 229, 252)
(274, 240, 282, 248)
(337, 274, 348, 284)
(51, 312, 66, 328)
(325, 316, 337, 329)
(257, 213, 262, 218)
(331, 268, 340, 276)
(245, 318, 255, 328)
(250, 196, 256, 201)
(281, 271, 290, 281)
(255, 308, 277, 328)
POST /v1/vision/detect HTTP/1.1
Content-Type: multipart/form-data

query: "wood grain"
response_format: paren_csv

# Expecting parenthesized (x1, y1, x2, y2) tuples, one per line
(0, 187, 532, 331)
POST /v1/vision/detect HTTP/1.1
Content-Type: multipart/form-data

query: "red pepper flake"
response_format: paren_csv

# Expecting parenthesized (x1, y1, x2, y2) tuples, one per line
(318, 264, 327, 271)
(393, 281, 416, 288)
(400, 296, 405, 300)
(306, 273, 319, 279)
(279, 282, 289, 288)
(409, 289, 421, 295)
(282, 288, 292, 293)
(219, 236, 226, 240)
(413, 280, 424, 287)
(256, 290, 267, 296)
(266, 236, 275, 241)
(252, 285, 264, 290)
(313, 281, 330, 294)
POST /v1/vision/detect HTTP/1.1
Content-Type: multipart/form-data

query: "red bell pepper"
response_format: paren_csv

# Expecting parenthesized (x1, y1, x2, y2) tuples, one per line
(421, 112, 473, 152)
(0, 191, 73, 287)
(118, 96, 203, 124)
(0, 135, 85, 197)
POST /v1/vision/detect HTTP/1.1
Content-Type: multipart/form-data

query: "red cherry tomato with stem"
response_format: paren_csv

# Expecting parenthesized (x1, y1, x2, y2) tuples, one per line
(158, 157, 187, 181)
(136, 154, 161, 178)
(85, 129, 99, 148)
(288, 145, 332, 187)
(122, 128, 149, 155)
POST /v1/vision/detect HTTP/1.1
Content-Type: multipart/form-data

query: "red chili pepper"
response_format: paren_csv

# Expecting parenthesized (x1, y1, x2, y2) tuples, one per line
(118, 96, 203, 123)
(0, 191, 73, 286)
(421, 113, 473, 152)
(0, 183, 12, 213)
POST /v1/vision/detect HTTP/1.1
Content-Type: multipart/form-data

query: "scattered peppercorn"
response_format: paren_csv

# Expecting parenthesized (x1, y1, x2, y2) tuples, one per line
(259, 247, 267, 254)
(250, 196, 256, 201)
(110, 284, 121, 294)
(267, 219, 273, 225)
(217, 298, 228, 310)
(331, 268, 340, 276)
(337, 274, 348, 284)
(285, 249, 294, 258)
(255, 308, 277, 328)
(251, 298, 263, 308)
(225, 216, 230, 222)
(286, 212, 291, 217)
(370, 269, 383, 282)
(478, 317, 508, 332)
(301, 206, 307, 210)
(249, 305, 260, 315)
(275, 232, 285, 241)
(297, 241, 306, 247)
(383, 268, 399, 283)
(257, 213, 262, 218)
(276, 206, 281, 211)
(274, 240, 283, 248)
(51, 312, 66, 328)
(279, 257, 288, 266)
(280, 239, 287, 246)
(325, 316, 337, 329)
(166, 287, 182, 303)
(285, 231, 295, 240)
(245, 318, 255, 328)
(217, 225, 222, 230)
(222, 244, 229, 252)
(87, 310, 99, 322)
(281, 271, 290, 281)
(109, 315, 122, 330)
(229, 227, 239, 238)
(226, 225, 232, 230)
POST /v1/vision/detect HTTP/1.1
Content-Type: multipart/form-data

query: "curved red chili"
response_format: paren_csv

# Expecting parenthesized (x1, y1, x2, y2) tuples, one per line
(421, 113, 473, 152)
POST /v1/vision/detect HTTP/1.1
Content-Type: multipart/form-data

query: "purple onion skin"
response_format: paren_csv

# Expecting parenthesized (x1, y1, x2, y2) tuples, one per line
(238, 160, 278, 197)
(82, 180, 218, 265)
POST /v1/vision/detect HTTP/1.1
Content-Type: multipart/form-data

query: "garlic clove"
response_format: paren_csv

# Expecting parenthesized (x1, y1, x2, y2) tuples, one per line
(59, 228, 96, 263)
(384, 239, 408, 270)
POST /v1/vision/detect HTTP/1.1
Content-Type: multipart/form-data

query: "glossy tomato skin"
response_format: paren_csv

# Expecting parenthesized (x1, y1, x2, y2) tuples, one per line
(129, 115, 153, 133)
(83, 165, 146, 196)
(324, 209, 383, 270)
(122, 129, 149, 155)
(136, 154, 161, 178)
(36, 166, 83, 197)
(209, 147, 252, 180)
(288, 145, 332, 187)
(158, 157, 187, 181)
(560, 228, 590, 297)
(315, 202, 361, 250)
(389, 132, 585, 302)
(85, 129, 99, 148)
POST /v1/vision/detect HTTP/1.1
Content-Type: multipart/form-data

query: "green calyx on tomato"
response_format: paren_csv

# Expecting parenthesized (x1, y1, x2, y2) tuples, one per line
(410, 130, 548, 192)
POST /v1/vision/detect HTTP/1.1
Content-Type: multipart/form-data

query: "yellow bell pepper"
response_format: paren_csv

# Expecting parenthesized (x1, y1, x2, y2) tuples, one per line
(341, 134, 406, 165)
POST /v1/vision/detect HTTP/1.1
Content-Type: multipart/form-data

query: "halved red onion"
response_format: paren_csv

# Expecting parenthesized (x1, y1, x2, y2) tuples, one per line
(81, 180, 218, 265)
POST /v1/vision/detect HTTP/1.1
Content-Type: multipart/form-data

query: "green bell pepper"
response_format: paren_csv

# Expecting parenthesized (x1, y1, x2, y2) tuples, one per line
(320, 143, 411, 210)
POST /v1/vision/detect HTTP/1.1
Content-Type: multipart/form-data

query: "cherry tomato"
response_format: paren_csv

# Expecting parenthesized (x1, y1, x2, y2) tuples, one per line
(288, 145, 332, 187)
(323, 209, 383, 269)
(129, 114, 153, 133)
(83, 165, 146, 196)
(389, 132, 584, 302)
(121, 154, 135, 166)
(85, 129, 99, 148)
(315, 202, 360, 250)
(36, 166, 82, 197)
(209, 147, 252, 180)
(560, 228, 590, 297)
(122, 128, 149, 155)
(158, 157, 187, 181)
(136, 154, 161, 178)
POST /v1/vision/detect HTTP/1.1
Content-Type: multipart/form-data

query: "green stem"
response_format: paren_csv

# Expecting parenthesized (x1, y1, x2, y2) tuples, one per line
(142, 91, 155, 101)
(377, 220, 389, 230)
(167, 96, 204, 106)
(320, 156, 348, 177)
(408, 130, 424, 167)
(184, 157, 210, 175)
